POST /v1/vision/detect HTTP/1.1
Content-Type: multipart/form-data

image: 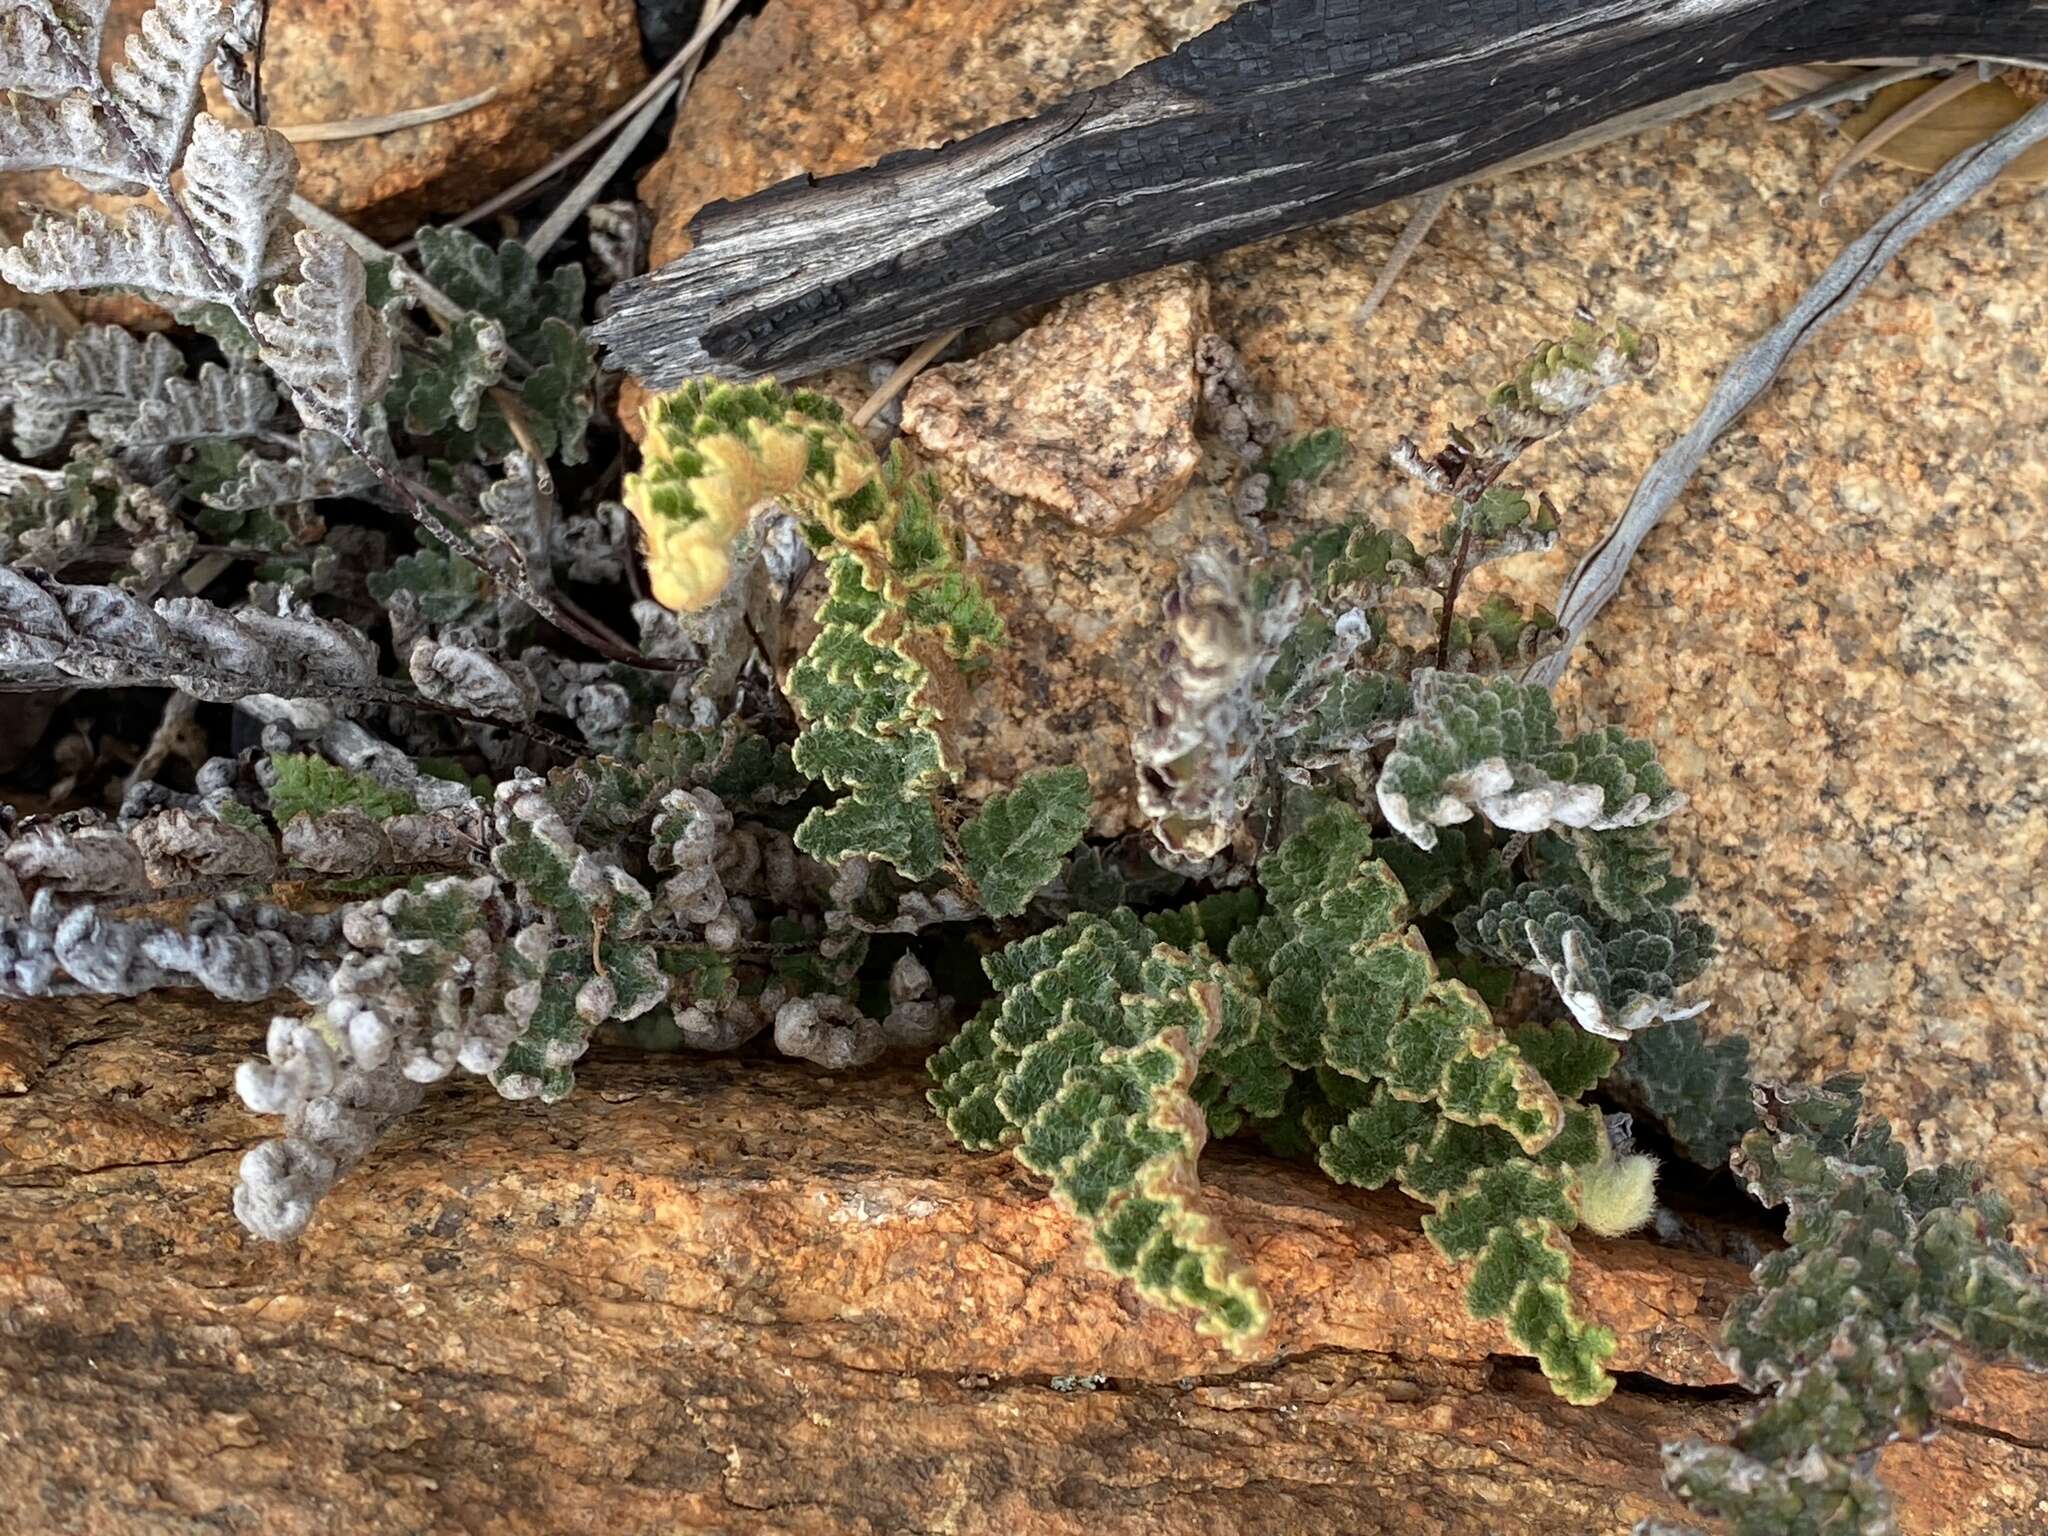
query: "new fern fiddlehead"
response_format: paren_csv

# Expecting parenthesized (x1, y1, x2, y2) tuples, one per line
(626, 380, 1089, 915)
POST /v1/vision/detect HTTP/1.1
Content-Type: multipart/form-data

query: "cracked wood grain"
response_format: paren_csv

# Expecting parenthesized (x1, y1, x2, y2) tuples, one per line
(593, 0, 2048, 385)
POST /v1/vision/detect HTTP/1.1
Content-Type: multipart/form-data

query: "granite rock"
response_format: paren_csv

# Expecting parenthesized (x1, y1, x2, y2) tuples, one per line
(636, 0, 2048, 1246)
(902, 267, 1209, 534)
(1, 0, 647, 249)
(928, 458, 1256, 836)
(3, 994, 2045, 1534)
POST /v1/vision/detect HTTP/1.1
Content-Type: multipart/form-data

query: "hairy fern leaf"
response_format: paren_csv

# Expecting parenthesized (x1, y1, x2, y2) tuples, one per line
(627, 380, 879, 613)
(0, 565, 377, 698)
(104, 0, 234, 180)
(1378, 671, 1682, 850)
(0, 88, 136, 186)
(2, 203, 216, 306)
(959, 765, 1092, 917)
(255, 231, 397, 435)
(1613, 1019, 1757, 1168)
(198, 417, 387, 511)
(1240, 803, 1621, 1401)
(181, 113, 295, 302)
(390, 313, 508, 435)
(932, 911, 1272, 1348)
(1653, 1081, 2048, 1536)
(1, 3, 115, 95)
(98, 359, 277, 449)
(1, 307, 71, 454)
(1456, 877, 1714, 1039)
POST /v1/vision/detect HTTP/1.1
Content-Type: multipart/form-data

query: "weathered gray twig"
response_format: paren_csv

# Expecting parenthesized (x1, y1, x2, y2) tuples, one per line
(1354, 187, 1451, 336)
(1530, 95, 2048, 689)
(277, 88, 498, 144)
(1764, 59, 1957, 119)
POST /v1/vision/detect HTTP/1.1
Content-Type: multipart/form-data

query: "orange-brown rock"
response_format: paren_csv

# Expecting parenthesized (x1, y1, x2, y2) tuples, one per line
(902, 268, 1209, 534)
(1, 0, 647, 250)
(3, 993, 2045, 1533)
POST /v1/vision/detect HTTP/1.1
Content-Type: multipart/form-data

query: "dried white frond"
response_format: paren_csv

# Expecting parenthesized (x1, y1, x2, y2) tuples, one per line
(232, 868, 564, 1236)
(2, 885, 337, 1002)
(5, 323, 181, 456)
(0, 308, 66, 453)
(1, 446, 194, 583)
(279, 804, 484, 877)
(0, 91, 137, 187)
(255, 230, 396, 435)
(0, 470, 95, 570)
(200, 420, 385, 511)
(3, 817, 149, 897)
(180, 113, 296, 302)
(129, 805, 277, 886)
(823, 854, 976, 936)
(477, 450, 548, 558)
(213, 0, 265, 118)
(566, 680, 633, 747)
(406, 637, 537, 720)
(232, 1020, 424, 1240)
(328, 876, 538, 1084)
(673, 996, 772, 1053)
(0, 455, 65, 497)
(880, 950, 951, 1048)
(651, 786, 731, 925)
(105, 0, 236, 179)
(1, 2, 114, 96)
(1, 203, 223, 307)
(95, 358, 278, 448)
(0, 562, 71, 676)
(1133, 545, 1303, 863)
(279, 808, 390, 875)
(384, 807, 486, 865)
(772, 992, 885, 1070)
(555, 499, 629, 584)
(0, 565, 381, 699)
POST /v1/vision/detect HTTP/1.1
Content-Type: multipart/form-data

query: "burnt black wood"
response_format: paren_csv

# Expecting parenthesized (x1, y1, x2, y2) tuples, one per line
(594, 0, 2048, 386)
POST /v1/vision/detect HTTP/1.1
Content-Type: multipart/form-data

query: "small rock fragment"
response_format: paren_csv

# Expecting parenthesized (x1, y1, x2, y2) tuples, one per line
(902, 268, 1209, 534)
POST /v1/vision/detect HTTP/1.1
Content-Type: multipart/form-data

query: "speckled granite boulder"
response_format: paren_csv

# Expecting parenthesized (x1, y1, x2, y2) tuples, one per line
(639, 4, 2047, 1243)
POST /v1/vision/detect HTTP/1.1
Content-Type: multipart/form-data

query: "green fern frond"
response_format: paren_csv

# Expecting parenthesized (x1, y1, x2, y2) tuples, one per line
(933, 910, 1273, 1349)
(1378, 672, 1683, 850)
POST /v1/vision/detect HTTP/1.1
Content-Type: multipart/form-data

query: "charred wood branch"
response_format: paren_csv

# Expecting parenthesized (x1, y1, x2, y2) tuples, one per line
(594, 0, 2048, 386)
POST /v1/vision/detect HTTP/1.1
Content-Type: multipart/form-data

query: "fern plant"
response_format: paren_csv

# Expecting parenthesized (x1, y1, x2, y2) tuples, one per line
(934, 799, 1645, 1398)
(0, 0, 630, 669)
(1133, 320, 1659, 872)
(1643, 1079, 2048, 1536)
(917, 319, 1721, 1399)
(626, 380, 1091, 915)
